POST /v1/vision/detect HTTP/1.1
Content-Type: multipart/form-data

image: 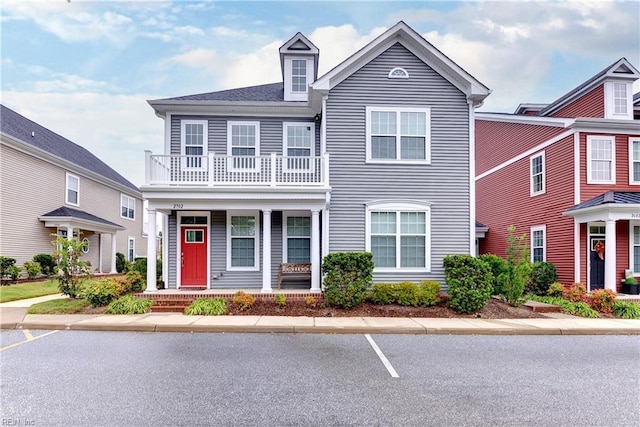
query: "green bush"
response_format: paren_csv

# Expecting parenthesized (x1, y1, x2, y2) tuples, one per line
(612, 301, 640, 319)
(116, 252, 127, 274)
(528, 262, 558, 296)
(185, 297, 228, 316)
(124, 270, 145, 293)
(106, 294, 153, 314)
(274, 294, 286, 307)
(528, 295, 600, 318)
(395, 282, 421, 306)
(232, 291, 255, 311)
(23, 261, 41, 280)
(547, 282, 565, 298)
(322, 252, 374, 309)
(587, 289, 617, 313)
(370, 283, 397, 305)
(497, 226, 531, 306)
(418, 280, 441, 306)
(444, 255, 493, 314)
(6, 265, 21, 281)
(477, 254, 507, 296)
(82, 279, 121, 307)
(564, 283, 586, 302)
(0, 256, 17, 280)
(33, 254, 56, 276)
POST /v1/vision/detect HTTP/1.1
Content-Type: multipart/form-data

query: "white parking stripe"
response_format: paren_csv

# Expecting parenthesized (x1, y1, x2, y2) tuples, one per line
(365, 334, 399, 378)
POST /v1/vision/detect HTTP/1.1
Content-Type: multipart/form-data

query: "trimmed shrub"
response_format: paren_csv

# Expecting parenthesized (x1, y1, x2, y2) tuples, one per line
(116, 252, 127, 273)
(305, 296, 318, 308)
(444, 254, 493, 314)
(477, 254, 508, 296)
(7, 265, 21, 281)
(123, 270, 145, 293)
(370, 283, 397, 305)
(274, 294, 286, 307)
(564, 283, 587, 302)
(232, 291, 255, 311)
(33, 254, 56, 276)
(23, 261, 41, 280)
(547, 282, 565, 298)
(528, 262, 558, 296)
(418, 280, 441, 307)
(587, 289, 617, 313)
(185, 297, 228, 316)
(83, 279, 121, 307)
(0, 256, 17, 280)
(322, 252, 374, 309)
(106, 294, 153, 314)
(612, 301, 640, 319)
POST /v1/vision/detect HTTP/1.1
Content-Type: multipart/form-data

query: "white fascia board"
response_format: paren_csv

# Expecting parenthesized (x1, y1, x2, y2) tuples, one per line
(475, 113, 574, 128)
(563, 203, 640, 223)
(38, 216, 124, 233)
(148, 101, 316, 118)
(1, 133, 143, 198)
(571, 118, 640, 134)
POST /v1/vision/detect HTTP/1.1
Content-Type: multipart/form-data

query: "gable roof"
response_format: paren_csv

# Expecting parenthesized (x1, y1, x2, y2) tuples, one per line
(1, 104, 140, 194)
(41, 206, 124, 229)
(538, 58, 640, 117)
(158, 82, 285, 102)
(311, 21, 490, 106)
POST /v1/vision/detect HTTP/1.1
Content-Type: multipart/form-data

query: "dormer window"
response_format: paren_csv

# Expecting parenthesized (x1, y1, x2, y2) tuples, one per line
(292, 59, 307, 93)
(388, 67, 409, 79)
(280, 32, 318, 102)
(605, 81, 633, 120)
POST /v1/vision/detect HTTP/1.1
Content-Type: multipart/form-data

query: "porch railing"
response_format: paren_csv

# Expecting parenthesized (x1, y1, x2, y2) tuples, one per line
(144, 151, 329, 187)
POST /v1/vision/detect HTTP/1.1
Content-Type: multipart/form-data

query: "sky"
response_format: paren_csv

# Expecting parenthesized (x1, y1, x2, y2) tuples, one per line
(1, 0, 639, 190)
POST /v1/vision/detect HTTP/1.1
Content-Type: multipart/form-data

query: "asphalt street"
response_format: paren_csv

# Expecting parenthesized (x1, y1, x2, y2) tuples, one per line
(1, 331, 639, 426)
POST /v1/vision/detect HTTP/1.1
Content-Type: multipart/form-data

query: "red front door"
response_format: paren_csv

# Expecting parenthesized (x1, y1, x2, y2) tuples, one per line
(181, 227, 207, 287)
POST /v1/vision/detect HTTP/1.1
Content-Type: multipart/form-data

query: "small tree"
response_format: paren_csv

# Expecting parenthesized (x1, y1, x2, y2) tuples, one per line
(528, 262, 558, 295)
(53, 234, 91, 298)
(498, 225, 532, 306)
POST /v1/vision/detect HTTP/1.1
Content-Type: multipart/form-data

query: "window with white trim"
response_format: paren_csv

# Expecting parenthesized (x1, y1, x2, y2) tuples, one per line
(531, 226, 546, 263)
(227, 213, 259, 270)
(530, 152, 545, 196)
(127, 237, 135, 262)
(291, 59, 307, 93)
(121, 194, 135, 220)
(614, 82, 628, 115)
(181, 120, 207, 169)
(66, 173, 79, 206)
(283, 122, 314, 171)
(284, 215, 310, 263)
(366, 202, 430, 271)
(366, 107, 430, 163)
(388, 67, 409, 79)
(629, 138, 640, 184)
(632, 225, 640, 273)
(605, 81, 632, 119)
(587, 135, 615, 184)
(228, 121, 260, 170)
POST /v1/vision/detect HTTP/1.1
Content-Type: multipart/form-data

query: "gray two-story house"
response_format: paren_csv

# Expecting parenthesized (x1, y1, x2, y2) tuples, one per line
(142, 21, 490, 293)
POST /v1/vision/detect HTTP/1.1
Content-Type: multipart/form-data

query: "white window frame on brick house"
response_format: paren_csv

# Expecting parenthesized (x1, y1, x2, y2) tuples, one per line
(365, 201, 431, 272)
(365, 106, 431, 164)
(587, 135, 616, 184)
(531, 225, 546, 263)
(530, 151, 545, 196)
(226, 211, 260, 271)
(282, 212, 311, 263)
(65, 172, 79, 206)
(605, 81, 633, 120)
(120, 194, 135, 220)
(227, 121, 260, 172)
(628, 138, 640, 185)
(181, 120, 208, 170)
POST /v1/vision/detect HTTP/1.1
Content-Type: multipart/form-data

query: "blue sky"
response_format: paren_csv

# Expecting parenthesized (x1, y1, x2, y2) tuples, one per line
(2, 0, 639, 189)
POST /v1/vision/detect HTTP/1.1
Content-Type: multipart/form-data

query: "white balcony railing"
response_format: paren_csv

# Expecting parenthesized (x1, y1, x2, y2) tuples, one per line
(144, 151, 329, 187)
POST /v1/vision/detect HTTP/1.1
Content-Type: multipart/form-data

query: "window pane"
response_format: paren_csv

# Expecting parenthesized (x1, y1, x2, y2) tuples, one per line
(231, 238, 255, 267)
(400, 236, 425, 267)
(400, 212, 426, 234)
(533, 248, 544, 263)
(400, 136, 425, 159)
(68, 189, 78, 204)
(287, 238, 310, 263)
(287, 217, 310, 236)
(287, 126, 312, 149)
(186, 230, 204, 243)
(231, 216, 255, 236)
(372, 236, 396, 267)
(371, 212, 396, 234)
(635, 227, 640, 272)
(185, 123, 203, 146)
(371, 111, 396, 135)
(292, 60, 307, 92)
(372, 136, 396, 159)
(400, 112, 426, 136)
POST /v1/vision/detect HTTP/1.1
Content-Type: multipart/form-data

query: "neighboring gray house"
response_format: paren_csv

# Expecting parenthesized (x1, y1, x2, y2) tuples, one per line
(0, 104, 147, 273)
(142, 21, 490, 292)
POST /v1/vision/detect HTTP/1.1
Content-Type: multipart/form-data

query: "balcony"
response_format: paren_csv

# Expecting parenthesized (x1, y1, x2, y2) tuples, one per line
(144, 151, 329, 187)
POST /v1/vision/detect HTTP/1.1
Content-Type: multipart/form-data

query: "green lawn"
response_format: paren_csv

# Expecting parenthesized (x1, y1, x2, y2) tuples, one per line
(27, 298, 90, 314)
(0, 280, 60, 303)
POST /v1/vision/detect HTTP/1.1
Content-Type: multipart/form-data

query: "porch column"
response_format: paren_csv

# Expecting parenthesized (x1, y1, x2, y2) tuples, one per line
(99, 233, 104, 273)
(261, 209, 272, 293)
(310, 209, 321, 293)
(145, 209, 158, 293)
(110, 233, 117, 274)
(66, 226, 73, 240)
(604, 219, 617, 292)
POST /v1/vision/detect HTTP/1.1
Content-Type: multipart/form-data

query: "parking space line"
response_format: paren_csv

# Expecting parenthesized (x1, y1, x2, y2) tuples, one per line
(1, 330, 59, 352)
(365, 334, 399, 378)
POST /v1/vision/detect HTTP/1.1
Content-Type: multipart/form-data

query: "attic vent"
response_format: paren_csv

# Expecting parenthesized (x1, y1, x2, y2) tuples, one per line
(388, 67, 409, 79)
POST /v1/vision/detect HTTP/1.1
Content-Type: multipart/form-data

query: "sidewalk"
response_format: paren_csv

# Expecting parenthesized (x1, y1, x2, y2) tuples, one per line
(1, 295, 639, 335)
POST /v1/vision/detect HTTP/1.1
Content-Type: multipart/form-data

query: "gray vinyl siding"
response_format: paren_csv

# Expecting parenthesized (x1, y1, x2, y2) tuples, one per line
(170, 116, 320, 157)
(326, 43, 471, 286)
(167, 214, 177, 288)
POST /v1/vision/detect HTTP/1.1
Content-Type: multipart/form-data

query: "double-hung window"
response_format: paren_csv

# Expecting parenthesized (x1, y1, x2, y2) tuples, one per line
(228, 121, 260, 171)
(614, 82, 628, 115)
(127, 237, 135, 262)
(66, 173, 79, 206)
(121, 194, 135, 220)
(366, 107, 430, 163)
(284, 215, 311, 263)
(283, 123, 314, 171)
(367, 202, 430, 271)
(629, 138, 640, 184)
(291, 59, 307, 93)
(587, 135, 615, 184)
(530, 152, 545, 196)
(531, 226, 546, 263)
(227, 213, 259, 270)
(181, 120, 207, 169)
(632, 225, 640, 273)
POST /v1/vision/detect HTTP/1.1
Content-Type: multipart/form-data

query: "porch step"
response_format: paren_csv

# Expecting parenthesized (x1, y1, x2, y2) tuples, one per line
(523, 300, 562, 313)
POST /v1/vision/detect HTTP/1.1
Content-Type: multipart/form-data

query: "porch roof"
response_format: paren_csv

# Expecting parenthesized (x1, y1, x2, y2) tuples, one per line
(563, 191, 640, 223)
(39, 206, 124, 233)
(566, 191, 640, 212)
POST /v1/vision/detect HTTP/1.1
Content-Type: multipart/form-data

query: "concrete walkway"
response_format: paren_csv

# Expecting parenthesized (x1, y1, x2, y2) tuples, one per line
(1, 295, 639, 335)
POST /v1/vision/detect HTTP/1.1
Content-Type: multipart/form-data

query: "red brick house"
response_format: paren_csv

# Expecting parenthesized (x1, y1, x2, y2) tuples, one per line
(476, 58, 640, 292)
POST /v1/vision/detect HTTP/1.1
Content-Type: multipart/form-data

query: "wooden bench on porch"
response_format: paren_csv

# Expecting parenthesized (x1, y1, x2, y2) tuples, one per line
(278, 263, 312, 289)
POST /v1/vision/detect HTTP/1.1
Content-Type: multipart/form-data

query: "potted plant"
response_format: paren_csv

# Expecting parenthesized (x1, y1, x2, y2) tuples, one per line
(623, 276, 640, 295)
